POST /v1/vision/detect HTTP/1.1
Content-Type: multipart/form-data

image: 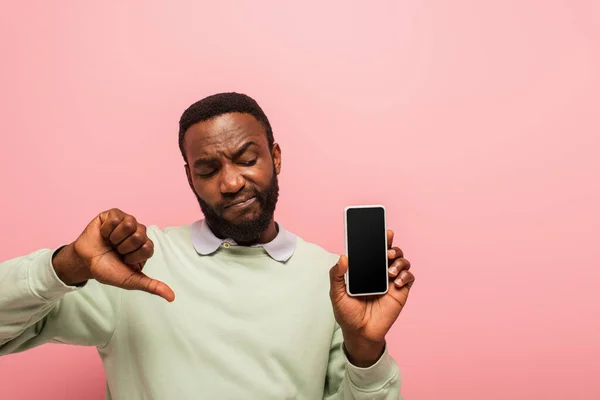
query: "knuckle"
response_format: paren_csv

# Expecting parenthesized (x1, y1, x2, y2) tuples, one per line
(122, 219, 137, 232)
(107, 208, 124, 219)
(133, 274, 145, 289)
(123, 214, 137, 223)
(108, 217, 121, 227)
(130, 232, 144, 244)
(101, 209, 124, 226)
(147, 279, 157, 294)
(134, 226, 147, 240)
(142, 241, 154, 256)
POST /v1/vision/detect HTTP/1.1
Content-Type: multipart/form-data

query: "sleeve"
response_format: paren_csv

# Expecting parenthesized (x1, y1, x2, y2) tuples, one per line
(0, 248, 122, 355)
(323, 324, 403, 400)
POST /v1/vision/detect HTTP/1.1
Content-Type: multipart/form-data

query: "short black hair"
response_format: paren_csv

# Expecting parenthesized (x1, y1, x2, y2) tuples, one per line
(178, 92, 274, 162)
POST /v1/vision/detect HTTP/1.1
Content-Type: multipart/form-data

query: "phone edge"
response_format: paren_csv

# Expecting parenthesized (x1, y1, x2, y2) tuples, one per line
(344, 204, 389, 297)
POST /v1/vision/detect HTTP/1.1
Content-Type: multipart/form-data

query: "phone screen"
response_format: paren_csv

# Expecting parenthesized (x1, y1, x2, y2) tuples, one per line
(345, 206, 388, 295)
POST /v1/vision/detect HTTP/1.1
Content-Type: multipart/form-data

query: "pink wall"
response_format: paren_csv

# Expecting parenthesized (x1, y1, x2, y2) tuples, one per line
(1, 1, 599, 398)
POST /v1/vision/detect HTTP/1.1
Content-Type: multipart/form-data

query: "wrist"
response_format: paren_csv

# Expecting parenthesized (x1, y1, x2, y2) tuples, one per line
(52, 243, 90, 286)
(343, 335, 386, 368)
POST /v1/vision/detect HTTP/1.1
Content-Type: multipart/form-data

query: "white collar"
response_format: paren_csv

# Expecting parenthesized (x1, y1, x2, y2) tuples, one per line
(191, 219, 296, 262)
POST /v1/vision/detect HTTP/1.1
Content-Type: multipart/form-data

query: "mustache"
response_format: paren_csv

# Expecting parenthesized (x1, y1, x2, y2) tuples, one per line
(216, 190, 263, 213)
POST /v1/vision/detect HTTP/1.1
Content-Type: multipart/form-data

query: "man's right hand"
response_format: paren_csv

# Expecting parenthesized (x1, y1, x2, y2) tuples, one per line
(53, 208, 175, 302)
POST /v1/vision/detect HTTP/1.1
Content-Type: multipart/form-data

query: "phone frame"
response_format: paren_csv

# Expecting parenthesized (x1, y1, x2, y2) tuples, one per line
(344, 204, 389, 297)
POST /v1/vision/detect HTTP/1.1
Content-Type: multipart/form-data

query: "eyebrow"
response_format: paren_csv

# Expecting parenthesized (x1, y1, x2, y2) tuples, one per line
(193, 141, 258, 168)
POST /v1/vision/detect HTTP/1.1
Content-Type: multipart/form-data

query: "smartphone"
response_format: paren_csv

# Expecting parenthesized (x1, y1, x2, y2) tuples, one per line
(344, 205, 389, 296)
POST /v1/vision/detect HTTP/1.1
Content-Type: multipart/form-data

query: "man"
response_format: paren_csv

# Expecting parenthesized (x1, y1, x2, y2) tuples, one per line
(0, 93, 415, 399)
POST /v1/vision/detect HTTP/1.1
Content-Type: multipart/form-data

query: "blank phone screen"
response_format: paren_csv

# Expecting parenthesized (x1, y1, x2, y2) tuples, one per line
(346, 207, 388, 295)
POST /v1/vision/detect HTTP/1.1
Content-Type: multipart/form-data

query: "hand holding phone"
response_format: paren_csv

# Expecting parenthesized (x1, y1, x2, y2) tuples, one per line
(329, 205, 415, 367)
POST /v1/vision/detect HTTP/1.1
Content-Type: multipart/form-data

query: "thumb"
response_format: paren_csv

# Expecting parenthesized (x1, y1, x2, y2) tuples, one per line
(98, 257, 176, 302)
(329, 255, 348, 291)
(120, 271, 176, 302)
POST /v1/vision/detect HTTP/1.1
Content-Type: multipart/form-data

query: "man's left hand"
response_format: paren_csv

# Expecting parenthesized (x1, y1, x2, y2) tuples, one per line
(329, 229, 415, 367)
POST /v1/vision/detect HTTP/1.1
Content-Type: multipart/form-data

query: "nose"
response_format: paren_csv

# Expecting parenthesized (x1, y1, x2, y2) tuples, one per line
(219, 164, 246, 194)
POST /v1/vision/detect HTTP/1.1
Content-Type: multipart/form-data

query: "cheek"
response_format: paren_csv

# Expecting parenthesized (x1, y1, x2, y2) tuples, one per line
(250, 158, 275, 186)
(192, 180, 219, 205)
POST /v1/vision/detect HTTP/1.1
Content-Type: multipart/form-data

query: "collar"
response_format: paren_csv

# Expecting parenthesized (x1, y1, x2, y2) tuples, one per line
(191, 219, 297, 262)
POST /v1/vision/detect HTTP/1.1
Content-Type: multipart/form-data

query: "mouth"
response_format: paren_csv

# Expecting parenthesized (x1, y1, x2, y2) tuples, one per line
(225, 196, 256, 209)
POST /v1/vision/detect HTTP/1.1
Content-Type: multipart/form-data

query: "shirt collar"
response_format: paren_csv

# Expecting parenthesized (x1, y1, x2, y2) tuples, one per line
(191, 219, 296, 262)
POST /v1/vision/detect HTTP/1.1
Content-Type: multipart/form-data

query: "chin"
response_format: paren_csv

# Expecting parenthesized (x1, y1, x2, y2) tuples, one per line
(224, 209, 260, 224)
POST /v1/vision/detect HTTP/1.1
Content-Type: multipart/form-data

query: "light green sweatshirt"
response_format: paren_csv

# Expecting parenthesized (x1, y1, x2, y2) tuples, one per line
(0, 224, 402, 399)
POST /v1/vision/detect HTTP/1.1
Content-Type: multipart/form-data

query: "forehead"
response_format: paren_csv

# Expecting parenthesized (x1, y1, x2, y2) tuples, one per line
(184, 113, 268, 159)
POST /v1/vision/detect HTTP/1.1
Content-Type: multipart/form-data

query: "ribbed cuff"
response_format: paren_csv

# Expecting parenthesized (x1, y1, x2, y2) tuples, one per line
(343, 343, 398, 390)
(27, 248, 85, 301)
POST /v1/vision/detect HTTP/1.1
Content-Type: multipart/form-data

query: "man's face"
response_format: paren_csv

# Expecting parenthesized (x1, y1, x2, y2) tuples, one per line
(183, 112, 281, 243)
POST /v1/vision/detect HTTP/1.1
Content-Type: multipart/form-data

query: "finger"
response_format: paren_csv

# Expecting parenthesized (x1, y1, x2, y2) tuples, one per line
(388, 258, 411, 278)
(393, 270, 415, 289)
(329, 255, 348, 282)
(122, 240, 154, 265)
(99, 209, 125, 240)
(108, 216, 138, 246)
(329, 255, 348, 295)
(387, 229, 394, 249)
(126, 262, 145, 272)
(387, 246, 404, 260)
(117, 225, 148, 254)
(121, 271, 176, 302)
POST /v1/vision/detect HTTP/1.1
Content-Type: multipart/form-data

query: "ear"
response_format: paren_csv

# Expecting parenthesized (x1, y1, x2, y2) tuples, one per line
(272, 143, 282, 175)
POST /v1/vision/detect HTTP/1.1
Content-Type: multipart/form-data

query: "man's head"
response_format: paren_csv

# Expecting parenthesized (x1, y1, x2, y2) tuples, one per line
(179, 93, 281, 244)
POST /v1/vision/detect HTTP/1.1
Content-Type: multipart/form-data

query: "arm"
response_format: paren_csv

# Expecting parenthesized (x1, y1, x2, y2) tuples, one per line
(1, 208, 174, 355)
(325, 229, 415, 399)
(323, 324, 402, 400)
(0, 247, 121, 354)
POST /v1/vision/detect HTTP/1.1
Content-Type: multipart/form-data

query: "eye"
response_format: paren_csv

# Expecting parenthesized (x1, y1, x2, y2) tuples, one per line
(198, 170, 217, 178)
(239, 159, 257, 167)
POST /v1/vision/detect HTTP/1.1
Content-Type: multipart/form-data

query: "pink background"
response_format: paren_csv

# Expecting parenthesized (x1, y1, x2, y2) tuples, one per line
(1, 1, 599, 399)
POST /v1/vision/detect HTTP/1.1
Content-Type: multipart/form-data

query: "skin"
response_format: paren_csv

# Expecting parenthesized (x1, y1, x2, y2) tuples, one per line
(53, 112, 415, 368)
(330, 231, 414, 366)
(53, 209, 175, 302)
(183, 113, 281, 245)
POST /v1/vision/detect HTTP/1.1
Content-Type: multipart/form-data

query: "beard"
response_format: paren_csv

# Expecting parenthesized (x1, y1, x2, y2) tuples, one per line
(195, 170, 280, 243)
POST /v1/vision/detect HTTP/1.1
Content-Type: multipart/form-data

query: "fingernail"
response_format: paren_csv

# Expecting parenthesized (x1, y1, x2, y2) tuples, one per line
(394, 278, 403, 286)
(389, 267, 398, 275)
(388, 249, 395, 257)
